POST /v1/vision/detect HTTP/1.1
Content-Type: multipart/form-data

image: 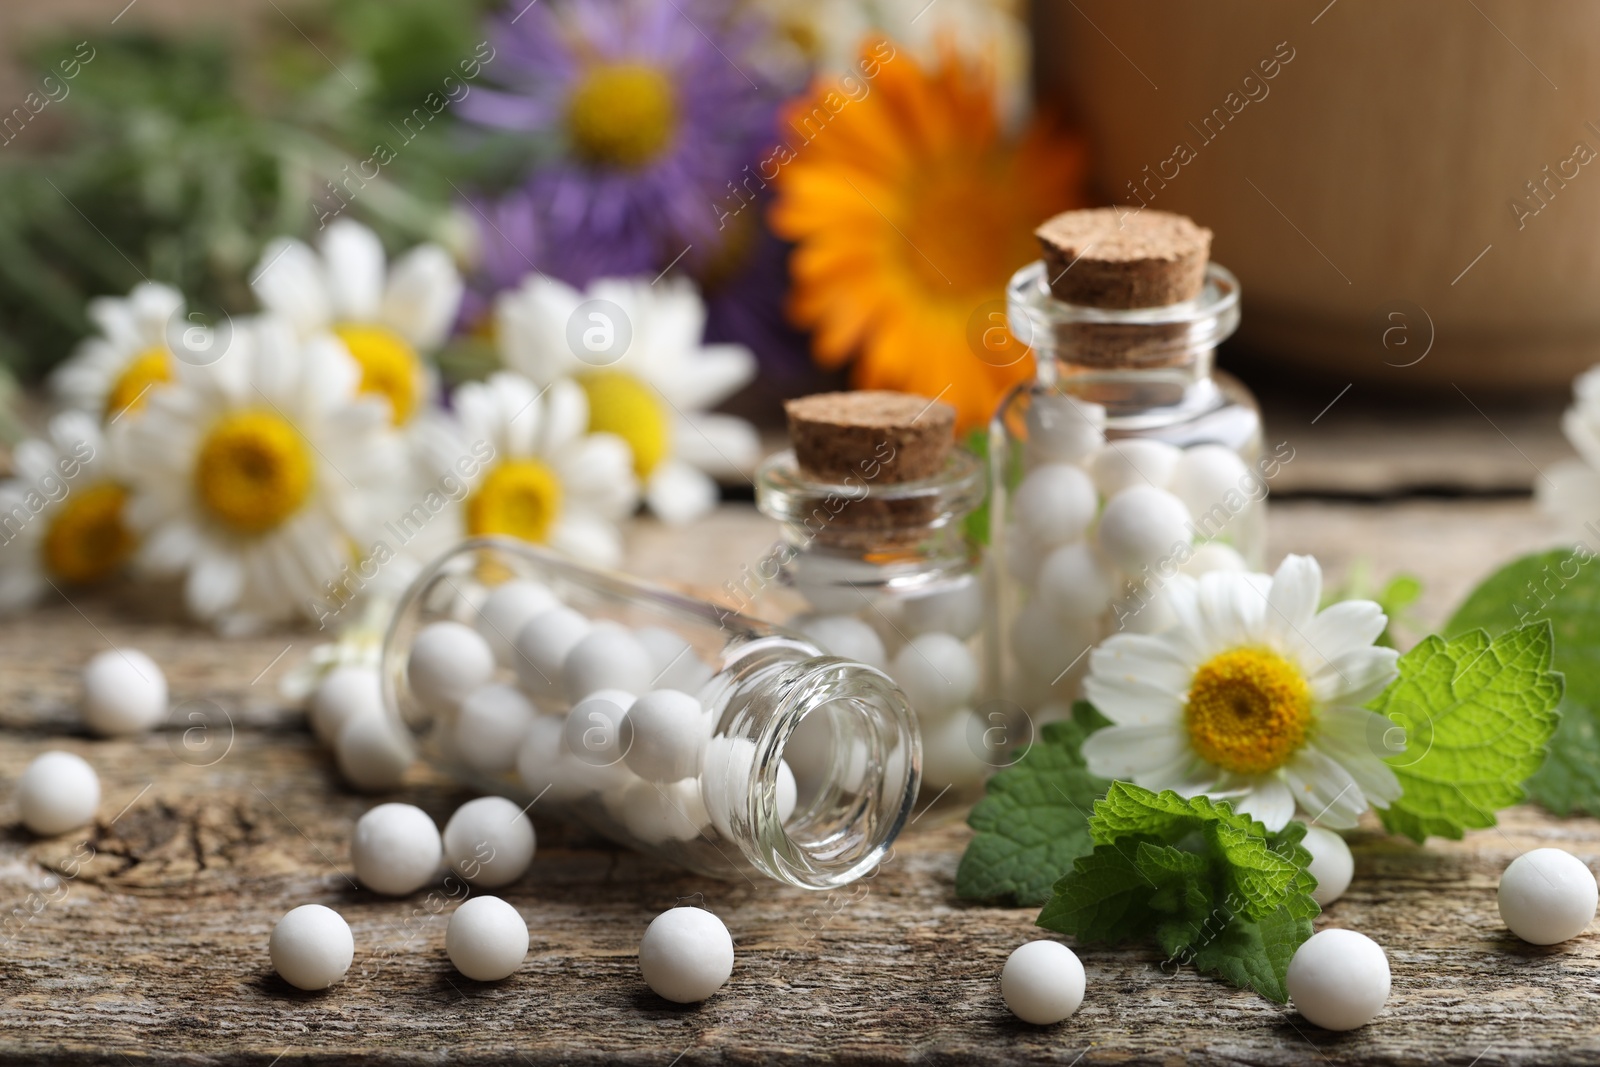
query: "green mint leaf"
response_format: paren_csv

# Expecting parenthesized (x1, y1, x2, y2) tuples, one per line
(1447, 548, 1600, 815)
(1037, 784, 1318, 1002)
(1373, 622, 1563, 842)
(955, 715, 1111, 905)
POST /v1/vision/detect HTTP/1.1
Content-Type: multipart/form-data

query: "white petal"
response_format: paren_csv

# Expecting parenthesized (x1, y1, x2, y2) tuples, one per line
(673, 413, 760, 476)
(136, 521, 204, 575)
(1082, 668, 1185, 728)
(1086, 634, 1195, 694)
(1308, 734, 1403, 807)
(654, 344, 756, 410)
(1284, 747, 1368, 829)
(547, 512, 623, 569)
(186, 547, 246, 621)
(250, 239, 330, 336)
(1310, 645, 1400, 705)
(321, 219, 387, 322)
(1299, 600, 1388, 668)
(1081, 724, 1190, 779)
(381, 244, 462, 350)
(1229, 776, 1296, 831)
(645, 459, 718, 525)
(1264, 554, 1322, 643)
(538, 378, 588, 454)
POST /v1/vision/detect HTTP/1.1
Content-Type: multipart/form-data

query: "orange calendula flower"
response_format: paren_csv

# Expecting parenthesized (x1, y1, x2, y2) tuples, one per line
(769, 44, 1088, 432)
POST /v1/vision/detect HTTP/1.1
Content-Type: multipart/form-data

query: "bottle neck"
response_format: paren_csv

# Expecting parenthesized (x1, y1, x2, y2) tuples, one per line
(1039, 348, 1224, 431)
(704, 638, 919, 890)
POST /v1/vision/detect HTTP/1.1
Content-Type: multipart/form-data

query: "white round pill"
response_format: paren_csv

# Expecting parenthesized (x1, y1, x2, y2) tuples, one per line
(335, 710, 414, 792)
(512, 607, 592, 702)
(515, 714, 587, 804)
(1498, 847, 1598, 945)
(1089, 438, 1182, 498)
(455, 684, 537, 775)
(475, 579, 558, 666)
(624, 690, 708, 782)
(447, 895, 528, 981)
(793, 614, 888, 671)
(1286, 928, 1390, 1030)
(701, 736, 797, 838)
(633, 626, 714, 694)
(890, 633, 978, 719)
(1014, 463, 1097, 549)
(443, 795, 536, 888)
(619, 777, 711, 844)
(1096, 485, 1191, 574)
(1182, 540, 1248, 577)
(1037, 541, 1116, 621)
(309, 666, 384, 747)
(563, 690, 635, 767)
(1024, 392, 1105, 467)
(81, 648, 168, 737)
(351, 802, 441, 896)
(638, 906, 734, 1003)
(900, 577, 984, 640)
(1004, 525, 1047, 586)
(16, 750, 100, 836)
(920, 708, 989, 789)
(563, 624, 654, 704)
(1001, 940, 1085, 1024)
(1010, 599, 1098, 685)
(1302, 826, 1354, 907)
(1172, 444, 1252, 522)
(407, 621, 495, 713)
(270, 904, 354, 991)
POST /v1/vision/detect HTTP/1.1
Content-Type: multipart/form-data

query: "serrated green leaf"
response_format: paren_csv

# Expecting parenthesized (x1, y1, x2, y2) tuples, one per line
(1373, 622, 1563, 842)
(1187, 902, 1313, 1004)
(955, 718, 1111, 905)
(1447, 548, 1600, 815)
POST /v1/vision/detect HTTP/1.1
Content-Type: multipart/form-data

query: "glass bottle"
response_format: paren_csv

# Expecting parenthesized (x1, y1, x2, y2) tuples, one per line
(750, 445, 1010, 798)
(990, 258, 1276, 711)
(380, 537, 920, 890)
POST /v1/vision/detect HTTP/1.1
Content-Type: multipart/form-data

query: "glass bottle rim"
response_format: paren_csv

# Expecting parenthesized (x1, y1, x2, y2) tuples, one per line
(1007, 259, 1241, 352)
(755, 447, 986, 526)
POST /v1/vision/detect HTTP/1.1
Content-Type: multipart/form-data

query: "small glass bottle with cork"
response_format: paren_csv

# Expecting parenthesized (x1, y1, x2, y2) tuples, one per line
(990, 208, 1279, 712)
(751, 390, 1008, 800)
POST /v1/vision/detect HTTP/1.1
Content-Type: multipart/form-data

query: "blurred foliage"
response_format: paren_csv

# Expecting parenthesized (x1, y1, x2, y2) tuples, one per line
(0, 0, 534, 382)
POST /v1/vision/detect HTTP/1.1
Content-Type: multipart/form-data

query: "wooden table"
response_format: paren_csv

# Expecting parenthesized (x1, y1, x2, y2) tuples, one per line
(2, 479, 1598, 1064)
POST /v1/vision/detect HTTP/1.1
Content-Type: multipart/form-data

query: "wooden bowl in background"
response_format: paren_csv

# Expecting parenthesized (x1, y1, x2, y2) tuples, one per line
(1033, 0, 1600, 394)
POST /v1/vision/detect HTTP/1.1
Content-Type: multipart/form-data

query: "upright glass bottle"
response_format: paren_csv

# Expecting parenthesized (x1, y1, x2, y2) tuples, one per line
(381, 537, 920, 890)
(990, 211, 1276, 713)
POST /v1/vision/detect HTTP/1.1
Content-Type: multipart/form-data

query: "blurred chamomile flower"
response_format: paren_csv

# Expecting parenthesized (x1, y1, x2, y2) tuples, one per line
(50, 282, 186, 422)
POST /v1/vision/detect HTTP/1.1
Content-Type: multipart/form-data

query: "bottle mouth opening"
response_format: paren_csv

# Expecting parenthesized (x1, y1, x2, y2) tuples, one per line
(740, 658, 920, 890)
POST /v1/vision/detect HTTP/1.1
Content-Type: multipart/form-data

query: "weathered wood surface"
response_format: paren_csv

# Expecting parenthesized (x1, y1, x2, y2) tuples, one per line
(1, 499, 1598, 1066)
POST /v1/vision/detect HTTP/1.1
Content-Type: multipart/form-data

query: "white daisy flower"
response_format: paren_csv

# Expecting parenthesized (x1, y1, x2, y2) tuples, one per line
(439, 371, 638, 569)
(495, 275, 759, 524)
(121, 316, 406, 633)
(1538, 364, 1600, 536)
(49, 282, 186, 421)
(1081, 554, 1403, 831)
(250, 218, 464, 428)
(0, 411, 135, 612)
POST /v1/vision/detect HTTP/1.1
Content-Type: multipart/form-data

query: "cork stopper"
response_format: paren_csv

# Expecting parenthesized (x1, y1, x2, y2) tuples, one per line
(1035, 208, 1212, 309)
(785, 391, 954, 485)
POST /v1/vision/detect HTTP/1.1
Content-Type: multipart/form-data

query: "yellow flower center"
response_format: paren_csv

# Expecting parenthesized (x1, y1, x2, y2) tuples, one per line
(577, 369, 670, 477)
(333, 323, 422, 426)
(41, 481, 136, 585)
(466, 459, 563, 544)
(194, 409, 315, 535)
(565, 62, 678, 168)
(105, 347, 173, 420)
(1184, 646, 1313, 776)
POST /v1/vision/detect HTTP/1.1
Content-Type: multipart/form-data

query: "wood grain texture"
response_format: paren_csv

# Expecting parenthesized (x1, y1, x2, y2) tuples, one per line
(1, 500, 1597, 1066)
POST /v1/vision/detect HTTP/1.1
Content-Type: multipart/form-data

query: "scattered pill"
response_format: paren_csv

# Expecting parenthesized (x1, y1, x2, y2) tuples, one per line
(270, 904, 354, 991)
(1014, 463, 1097, 549)
(1089, 438, 1182, 498)
(443, 795, 536, 889)
(1286, 928, 1390, 1030)
(1498, 847, 1598, 945)
(455, 683, 538, 775)
(475, 579, 558, 666)
(1001, 940, 1085, 1025)
(1096, 485, 1191, 573)
(407, 621, 494, 713)
(792, 613, 888, 672)
(563, 689, 635, 768)
(619, 777, 711, 844)
(563, 624, 654, 704)
(16, 750, 100, 836)
(335, 710, 414, 793)
(81, 648, 168, 737)
(309, 665, 384, 747)
(891, 632, 979, 718)
(1302, 826, 1354, 907)
(1037, 541, 1116, 621)
(513, 606, 593, 702)
(624, 690, 708, 783)
(351, 802, 441, 896)
(638, 906, 734, 1003)
(447, 895, 529, 981)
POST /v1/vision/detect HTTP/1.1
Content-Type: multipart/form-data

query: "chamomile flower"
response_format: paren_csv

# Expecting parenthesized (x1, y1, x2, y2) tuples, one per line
(1538, 364, 1600, 537)
(121, 316, 405, 633)
(495, 274, 758, 523)
(441, 371, 638, 568)
(0, 411, 135, 613)
(1081, 554, 1403, 831)
(249, 218, 464, 428)
(50, 282, 186, 421)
